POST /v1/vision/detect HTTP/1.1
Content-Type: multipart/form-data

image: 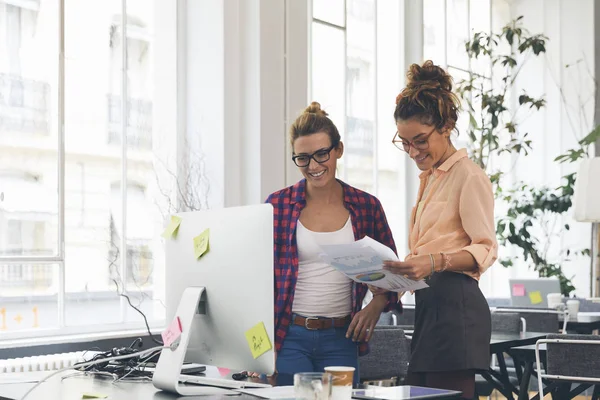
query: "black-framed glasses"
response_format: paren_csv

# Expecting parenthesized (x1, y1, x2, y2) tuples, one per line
(292, 144, 337, 167)
(392, 127, 437, 153)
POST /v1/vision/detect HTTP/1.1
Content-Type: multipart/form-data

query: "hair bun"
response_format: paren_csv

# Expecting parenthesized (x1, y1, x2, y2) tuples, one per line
(304, 101, 329, 117)
(406, 60, 453, 93)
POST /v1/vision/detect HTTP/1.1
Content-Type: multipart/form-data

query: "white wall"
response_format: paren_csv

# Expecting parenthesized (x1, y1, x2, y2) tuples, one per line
(181, 0, 308, 209)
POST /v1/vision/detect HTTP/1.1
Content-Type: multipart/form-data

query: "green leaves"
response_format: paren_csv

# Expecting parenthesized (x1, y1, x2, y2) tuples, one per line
(518, 94, 546, 110)
(460, 16, 595, 296)
(554, 126, 600, 164)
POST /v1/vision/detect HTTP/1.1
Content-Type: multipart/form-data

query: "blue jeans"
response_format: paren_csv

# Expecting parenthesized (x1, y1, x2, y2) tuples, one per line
(276, 319, 360, 386)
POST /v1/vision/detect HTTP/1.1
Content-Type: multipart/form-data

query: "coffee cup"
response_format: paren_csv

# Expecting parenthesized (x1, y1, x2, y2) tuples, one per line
(547, 293, 562, 309)
(324, 366, 355, 400)
(567, 299, 580, 320)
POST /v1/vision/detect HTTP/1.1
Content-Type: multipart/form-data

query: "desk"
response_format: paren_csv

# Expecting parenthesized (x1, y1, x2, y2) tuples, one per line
(509, 344, 600, 400)
(479, 332, 548, 399)
(562, 318, 600, 334)
(0, 372, 461, 400)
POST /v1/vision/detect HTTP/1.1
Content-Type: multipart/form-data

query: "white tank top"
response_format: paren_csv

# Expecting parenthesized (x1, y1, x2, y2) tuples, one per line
(292, 216, 354, 318)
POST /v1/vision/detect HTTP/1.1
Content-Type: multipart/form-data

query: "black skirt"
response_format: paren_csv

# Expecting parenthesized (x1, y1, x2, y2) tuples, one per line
(408, 271, 491, 372)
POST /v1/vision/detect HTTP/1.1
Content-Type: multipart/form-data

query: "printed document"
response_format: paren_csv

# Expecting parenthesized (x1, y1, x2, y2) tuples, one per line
(320, 236, 428, 292)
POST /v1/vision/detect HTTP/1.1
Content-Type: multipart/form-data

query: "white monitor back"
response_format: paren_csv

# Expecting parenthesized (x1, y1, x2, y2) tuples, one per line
(165, 204, 275, 374)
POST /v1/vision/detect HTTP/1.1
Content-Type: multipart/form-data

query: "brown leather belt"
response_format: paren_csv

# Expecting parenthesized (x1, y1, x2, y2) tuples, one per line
(293, 315, 352, 330)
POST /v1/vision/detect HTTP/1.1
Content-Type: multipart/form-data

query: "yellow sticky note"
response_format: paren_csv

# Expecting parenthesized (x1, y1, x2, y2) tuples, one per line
(244, 322, 272, 359)
(529, 290, 543, 305)
(82, 393, 107, 399)
(193, 228, 210, 259)
(161, 215, 182, 239)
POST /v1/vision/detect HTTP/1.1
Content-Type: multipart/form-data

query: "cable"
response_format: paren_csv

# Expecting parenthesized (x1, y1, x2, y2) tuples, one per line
(19, 345, 167, 400)
(112, 348, 163, 384)
(112, 279, 163, 346)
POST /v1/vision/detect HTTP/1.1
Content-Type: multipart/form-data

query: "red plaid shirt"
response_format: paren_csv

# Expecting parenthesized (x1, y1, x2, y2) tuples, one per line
(265, 179, 402, 356)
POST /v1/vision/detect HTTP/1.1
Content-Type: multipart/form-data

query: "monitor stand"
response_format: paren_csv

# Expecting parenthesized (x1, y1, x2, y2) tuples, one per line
(152, 287, 234, 396)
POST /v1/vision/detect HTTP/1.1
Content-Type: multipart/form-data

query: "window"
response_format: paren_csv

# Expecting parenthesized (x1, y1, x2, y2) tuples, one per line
(311, 0, 408, 256)
(0, 0, 176, 339)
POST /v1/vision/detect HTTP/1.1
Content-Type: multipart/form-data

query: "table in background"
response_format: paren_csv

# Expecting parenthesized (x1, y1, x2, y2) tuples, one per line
(479, 332, 548, 400)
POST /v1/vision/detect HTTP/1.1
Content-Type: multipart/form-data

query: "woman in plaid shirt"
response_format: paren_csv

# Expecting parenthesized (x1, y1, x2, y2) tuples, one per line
(265, 102, 401, 384)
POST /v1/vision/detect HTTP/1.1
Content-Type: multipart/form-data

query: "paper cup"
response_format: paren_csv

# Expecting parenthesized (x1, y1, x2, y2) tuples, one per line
(547, 293, 562, 309)
(567, 299, 580, 320)
(324, 366, 355, 400)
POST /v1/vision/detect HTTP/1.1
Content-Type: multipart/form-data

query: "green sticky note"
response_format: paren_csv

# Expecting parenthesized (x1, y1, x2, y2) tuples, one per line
(244, 321, 272, 359)
(161, 215, 182, 239)
(82, 393, 108, 399)
(193, 228, 210, 259)
(529, 290, 543, 305)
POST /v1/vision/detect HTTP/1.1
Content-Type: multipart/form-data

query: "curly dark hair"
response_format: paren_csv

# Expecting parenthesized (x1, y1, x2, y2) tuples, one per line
(394, 60, 460, 133)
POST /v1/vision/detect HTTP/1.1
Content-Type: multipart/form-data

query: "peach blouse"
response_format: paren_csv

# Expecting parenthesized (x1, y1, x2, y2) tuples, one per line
(407, 149, 498, 280)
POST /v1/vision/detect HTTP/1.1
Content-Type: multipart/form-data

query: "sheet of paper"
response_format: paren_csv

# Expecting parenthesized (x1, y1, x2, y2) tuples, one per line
(529, 291, 543, 305)
(193, 228, 210, 259)
(236, 385, 295, 399)
(161, 215, 182, 239)
(161, 316, 182, 347)
(319, 236, 428, 293)
(244, 322, 273, 359)
(512, 283, 526, 297)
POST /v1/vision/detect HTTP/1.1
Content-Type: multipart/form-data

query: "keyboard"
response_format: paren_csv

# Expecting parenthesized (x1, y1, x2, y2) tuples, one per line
(179, 374, 272, 389)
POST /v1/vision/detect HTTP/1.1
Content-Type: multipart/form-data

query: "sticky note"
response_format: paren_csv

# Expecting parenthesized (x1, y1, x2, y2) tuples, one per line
(244, 322, 272, 359)
(512, 283, 526, 297)
(193, 229, 210, 259)
(161, 316, 182, 347)
(529, 291, 543, 305)
(217, 367, 231, 377)
(162, 215, 182, 239)
(82, 394, 107, 399)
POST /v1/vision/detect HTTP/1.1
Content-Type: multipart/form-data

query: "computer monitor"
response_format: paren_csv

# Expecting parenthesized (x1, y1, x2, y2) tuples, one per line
(509, 277, 561, 308)
(153, 204, 275, 395)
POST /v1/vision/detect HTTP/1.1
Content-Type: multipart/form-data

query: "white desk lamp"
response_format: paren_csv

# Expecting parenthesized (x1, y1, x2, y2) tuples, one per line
(572, 157, 600, 296)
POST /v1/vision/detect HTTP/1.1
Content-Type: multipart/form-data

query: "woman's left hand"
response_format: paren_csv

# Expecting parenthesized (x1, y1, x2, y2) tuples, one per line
(346, 295, 387, 342)
(383, 255, 433, 281)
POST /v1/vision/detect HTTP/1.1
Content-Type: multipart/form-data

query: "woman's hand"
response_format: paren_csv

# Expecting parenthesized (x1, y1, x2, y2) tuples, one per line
(246, 353, 277, 378)
(383, 255, 433, 281)
(368, 285, 388, 297)
(346, 295, 387, 342)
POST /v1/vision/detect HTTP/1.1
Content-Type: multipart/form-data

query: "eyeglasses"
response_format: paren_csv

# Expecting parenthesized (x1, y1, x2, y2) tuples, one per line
(292, 144, 337, 167)
(392, 127, 437, 153)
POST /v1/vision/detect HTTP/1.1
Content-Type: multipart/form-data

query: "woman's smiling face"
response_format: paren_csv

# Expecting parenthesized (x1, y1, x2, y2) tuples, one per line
(396, 119, 451, 170)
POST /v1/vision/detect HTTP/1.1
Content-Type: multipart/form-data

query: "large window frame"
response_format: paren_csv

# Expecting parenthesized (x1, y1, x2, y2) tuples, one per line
(0, 0, 172, 341)
(310, 0, 409, 258)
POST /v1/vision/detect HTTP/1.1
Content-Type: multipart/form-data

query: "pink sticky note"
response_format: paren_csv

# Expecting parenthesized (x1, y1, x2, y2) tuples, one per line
(217, 367, 231, 377)
(512, 284, 526, 297)
(162, 316, 182, 347)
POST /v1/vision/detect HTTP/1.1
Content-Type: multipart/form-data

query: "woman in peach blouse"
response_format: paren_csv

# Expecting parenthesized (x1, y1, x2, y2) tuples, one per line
(384, 61, 498, 399)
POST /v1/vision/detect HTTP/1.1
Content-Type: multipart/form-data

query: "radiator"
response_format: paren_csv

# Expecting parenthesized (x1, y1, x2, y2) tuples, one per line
(0, 351, 100, 373)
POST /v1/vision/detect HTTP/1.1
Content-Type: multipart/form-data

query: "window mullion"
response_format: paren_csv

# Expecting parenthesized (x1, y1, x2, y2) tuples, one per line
(119, 0, 128, 322)
(372, 0, 378, 196)
(57, 0, 66, 329)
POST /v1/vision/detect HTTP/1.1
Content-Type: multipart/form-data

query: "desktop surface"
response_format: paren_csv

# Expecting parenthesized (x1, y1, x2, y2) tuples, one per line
(0, 371, 462, 400)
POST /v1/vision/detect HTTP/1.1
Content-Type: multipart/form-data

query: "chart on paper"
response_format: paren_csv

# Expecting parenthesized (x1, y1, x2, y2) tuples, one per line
(319, 237, 428, 293)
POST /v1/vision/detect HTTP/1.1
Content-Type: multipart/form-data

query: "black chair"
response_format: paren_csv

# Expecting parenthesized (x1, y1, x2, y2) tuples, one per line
(476, 312, 522, 398)
(536, 333, 600, 399)
(494, 306, 561, 333)
(391, 305, 415, 329)
(359, 326, 410, 385)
